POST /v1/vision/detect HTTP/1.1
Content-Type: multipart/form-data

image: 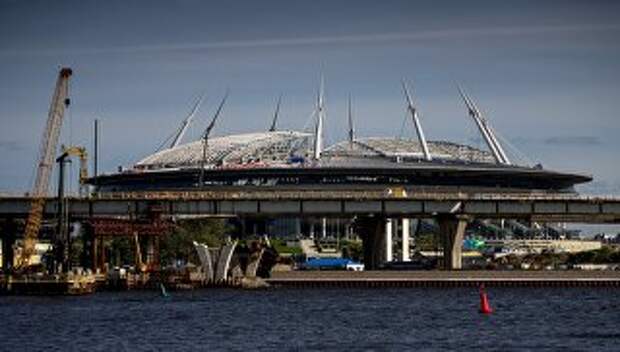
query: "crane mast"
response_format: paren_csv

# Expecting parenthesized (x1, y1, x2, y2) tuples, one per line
(18, 68, 72, 269)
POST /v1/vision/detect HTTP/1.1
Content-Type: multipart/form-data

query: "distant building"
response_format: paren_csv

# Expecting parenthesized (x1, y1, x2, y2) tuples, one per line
(485, 239, 602, 256)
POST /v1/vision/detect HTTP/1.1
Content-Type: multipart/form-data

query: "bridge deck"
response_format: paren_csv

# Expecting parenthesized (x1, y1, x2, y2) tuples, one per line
(0, 190, 619, 223)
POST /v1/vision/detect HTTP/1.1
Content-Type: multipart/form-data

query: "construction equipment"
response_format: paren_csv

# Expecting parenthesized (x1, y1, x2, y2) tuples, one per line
(16, 68, 72, 270)
(56, 145, 89, 195)
(54, 145, 88, 272)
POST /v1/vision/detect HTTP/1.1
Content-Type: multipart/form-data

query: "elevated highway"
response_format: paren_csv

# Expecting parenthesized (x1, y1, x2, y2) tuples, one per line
(2, 189, 619, 271)
(0, 190, 619, 223)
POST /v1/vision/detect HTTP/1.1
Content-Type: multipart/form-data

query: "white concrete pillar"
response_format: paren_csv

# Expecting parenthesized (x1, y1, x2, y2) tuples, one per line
(401, 218, 410, 261)
(295, 218, 302, 237)
(322, 217, 327, 238)
(386, 218, 393, 262)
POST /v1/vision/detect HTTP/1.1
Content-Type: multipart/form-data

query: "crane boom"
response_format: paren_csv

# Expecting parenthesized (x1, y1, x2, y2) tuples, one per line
(18, 68, 72, 269)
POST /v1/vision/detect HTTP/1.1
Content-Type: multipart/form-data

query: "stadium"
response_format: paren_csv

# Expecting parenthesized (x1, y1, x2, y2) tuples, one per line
(90, 85, 592, 194)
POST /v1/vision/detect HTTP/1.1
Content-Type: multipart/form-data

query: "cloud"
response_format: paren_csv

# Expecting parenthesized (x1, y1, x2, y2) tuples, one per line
(544, 136, 602, 146)
(0, 140, 24, 152)
(2, 23, 619, 58)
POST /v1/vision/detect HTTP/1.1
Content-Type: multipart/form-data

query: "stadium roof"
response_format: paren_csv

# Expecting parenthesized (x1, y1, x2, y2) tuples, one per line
(324, 138, 495, 164)
(135, 131, 500, 171)
(135, 131, 312, 169)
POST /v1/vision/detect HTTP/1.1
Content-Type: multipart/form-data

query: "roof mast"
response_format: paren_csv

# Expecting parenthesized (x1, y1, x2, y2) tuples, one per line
(402, 80, 432, 161)
(482, 121, 510, 165)
(457, 86, 510, 165)
(470, 95, 511, 165)
(348, 94, 355, 144)
(313, 76, 325, 160)
(170, 93, 206, 149)
(269, 94, 282, 132)
(199, 90, 229, 187)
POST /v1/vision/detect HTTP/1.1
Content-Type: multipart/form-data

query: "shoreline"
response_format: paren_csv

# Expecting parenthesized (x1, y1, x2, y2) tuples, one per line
(266, 270, 620, 288)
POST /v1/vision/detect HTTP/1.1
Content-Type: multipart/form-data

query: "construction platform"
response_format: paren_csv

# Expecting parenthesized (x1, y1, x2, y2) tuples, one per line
(1, 273, 97, 295)
(266, 270, 620, 288)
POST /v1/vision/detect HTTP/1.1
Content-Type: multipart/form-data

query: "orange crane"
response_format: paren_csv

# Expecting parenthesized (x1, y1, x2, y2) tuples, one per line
(16, 67, 73, 270)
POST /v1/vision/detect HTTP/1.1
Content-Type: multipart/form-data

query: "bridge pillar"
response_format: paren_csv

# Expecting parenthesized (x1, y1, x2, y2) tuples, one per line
(145, 236, 159, 270)
(93, 236, 106, 273)
(385, 219, 393, 262)
(401, 218, 410, 262)
(295, 218, 302, 237)
(1, 218, 17, 272)
(437, 215, 468, 270)
(80, 222, 94, 271)
(356, 217, 386, 270)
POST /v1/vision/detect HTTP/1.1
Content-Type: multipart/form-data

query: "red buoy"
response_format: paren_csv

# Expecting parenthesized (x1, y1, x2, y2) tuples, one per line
(479, 284, 493, 314)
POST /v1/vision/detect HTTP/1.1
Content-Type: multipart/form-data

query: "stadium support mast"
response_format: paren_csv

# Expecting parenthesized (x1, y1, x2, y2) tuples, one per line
(484, 122, 511, 165)
(313, 76, 325, 160)
(402, 80, 432, 161)
(199, 91, 228, 187)
(269, 94, 282, 132)
(348, 94, 355, 144)
(170, 93, 206, 149)
(457, 86, 510, 165)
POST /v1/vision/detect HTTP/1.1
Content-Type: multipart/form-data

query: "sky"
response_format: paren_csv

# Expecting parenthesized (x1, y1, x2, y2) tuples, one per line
(1, 0, 620, 197)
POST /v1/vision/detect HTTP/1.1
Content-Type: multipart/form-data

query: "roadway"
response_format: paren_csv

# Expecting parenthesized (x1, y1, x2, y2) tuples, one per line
(1, 189, 620, 223)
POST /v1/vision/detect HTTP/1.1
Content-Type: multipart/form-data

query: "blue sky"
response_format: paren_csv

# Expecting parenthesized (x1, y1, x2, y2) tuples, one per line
(1, 0, 619, 196)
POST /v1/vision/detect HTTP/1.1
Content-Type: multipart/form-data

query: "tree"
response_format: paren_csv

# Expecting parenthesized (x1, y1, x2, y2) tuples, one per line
(160, 218, 229, 266)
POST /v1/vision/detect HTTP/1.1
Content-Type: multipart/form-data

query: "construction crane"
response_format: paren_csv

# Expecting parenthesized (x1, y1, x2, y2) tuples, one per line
(16, 67, 72, 270)
(56, 145, 89, 195)
(54, 145, 87, 272)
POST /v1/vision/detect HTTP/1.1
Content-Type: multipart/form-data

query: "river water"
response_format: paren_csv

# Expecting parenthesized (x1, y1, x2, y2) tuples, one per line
(1, 287, 619, 351)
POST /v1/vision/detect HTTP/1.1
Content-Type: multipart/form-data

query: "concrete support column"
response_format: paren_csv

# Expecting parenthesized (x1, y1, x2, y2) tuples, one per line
(401, 218, 410, 262)
(385, 219, 393, 262)
(322, 217, 327, 238)
(2, 218, 16, 272)
(356, 217, 386, 270)
(94, 236, 106, 273)
(92, 237, 98, 272)
(80, 222, 94, 270)
(295, 218, 302, 237)
(437, 215, 468, 270)
(146, 236, 156, 266)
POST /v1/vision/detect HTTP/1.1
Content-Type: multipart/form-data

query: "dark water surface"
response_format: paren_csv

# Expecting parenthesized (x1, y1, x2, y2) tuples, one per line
(1, 287, 619, 351)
